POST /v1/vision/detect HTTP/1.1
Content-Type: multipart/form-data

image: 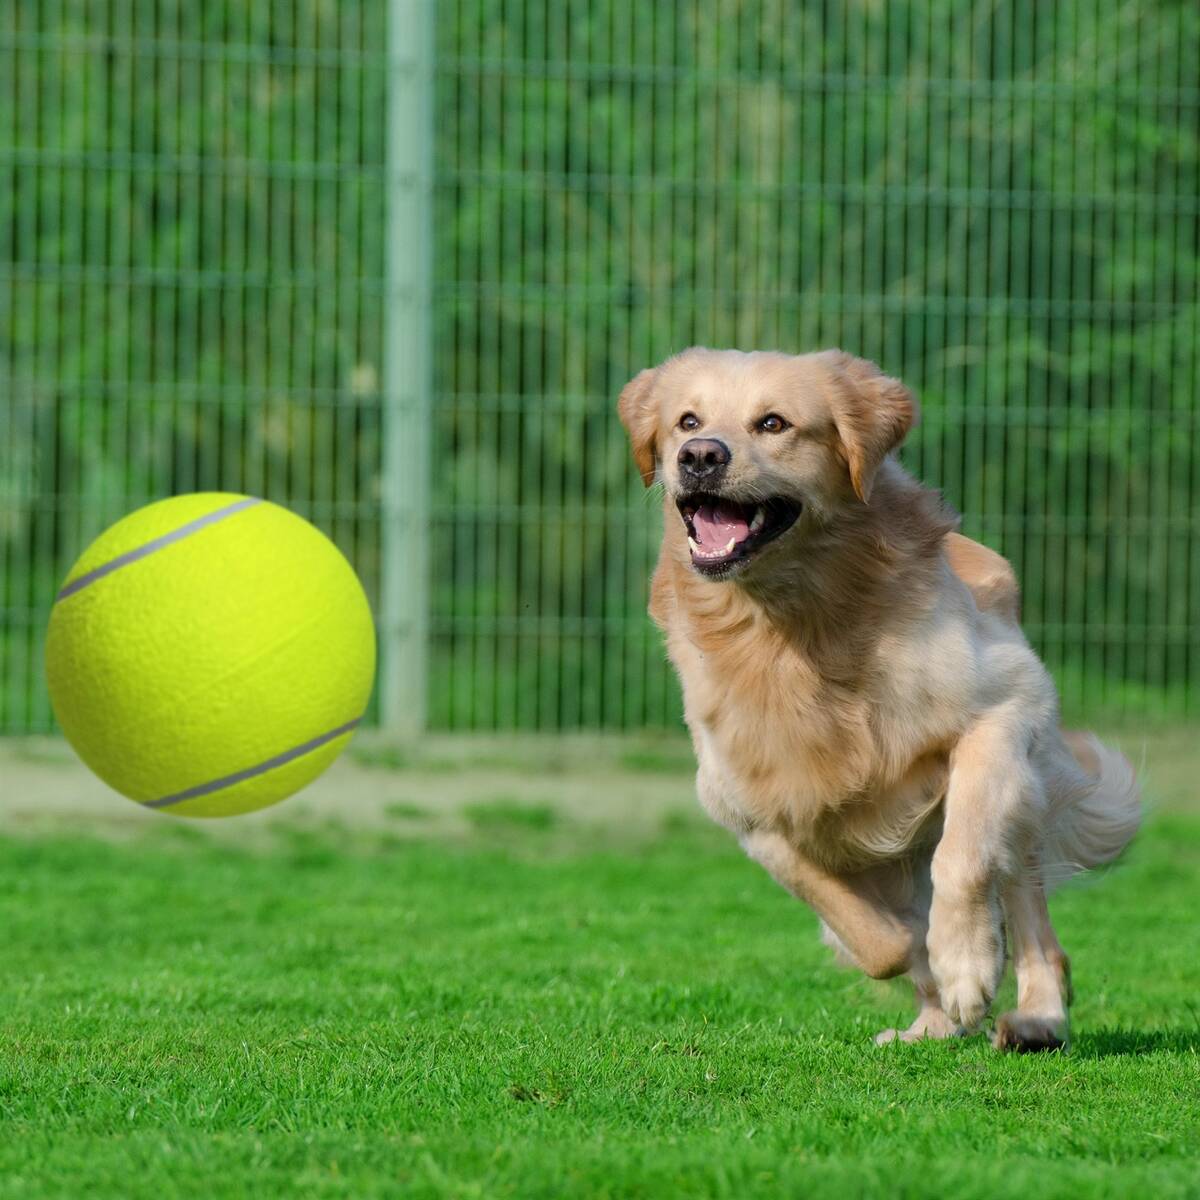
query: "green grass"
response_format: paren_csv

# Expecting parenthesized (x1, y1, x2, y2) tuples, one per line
(1, 800, 1198, 1198)
(462, 798, 560, 832)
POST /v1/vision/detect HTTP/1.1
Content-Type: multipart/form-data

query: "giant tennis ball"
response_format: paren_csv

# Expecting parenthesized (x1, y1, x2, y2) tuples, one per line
(45, 493, 376, 818)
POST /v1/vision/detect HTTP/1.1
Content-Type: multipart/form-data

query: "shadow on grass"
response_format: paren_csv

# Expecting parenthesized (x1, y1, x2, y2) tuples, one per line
(1073, 1026, 1200, 1057)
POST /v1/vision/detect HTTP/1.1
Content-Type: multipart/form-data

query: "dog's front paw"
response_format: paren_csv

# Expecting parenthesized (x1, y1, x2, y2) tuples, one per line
(933, 970, 994, 1030)
(927, 898, 1004, 1031)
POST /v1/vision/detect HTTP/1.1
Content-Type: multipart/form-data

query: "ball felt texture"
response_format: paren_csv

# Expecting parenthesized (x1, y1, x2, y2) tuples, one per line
(45, 493, 376, 818)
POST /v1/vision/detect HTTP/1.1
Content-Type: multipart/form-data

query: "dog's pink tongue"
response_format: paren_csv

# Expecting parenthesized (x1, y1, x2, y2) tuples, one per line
(693, 503, 749, 551)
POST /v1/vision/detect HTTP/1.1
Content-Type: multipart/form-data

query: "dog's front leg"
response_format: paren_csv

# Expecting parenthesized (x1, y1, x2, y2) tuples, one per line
(928, 703, 1041, 1030)
(740, 829, 919, 981)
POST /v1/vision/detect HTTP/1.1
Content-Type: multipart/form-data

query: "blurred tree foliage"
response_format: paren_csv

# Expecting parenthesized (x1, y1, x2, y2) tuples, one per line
(2, 1, 1198, 731)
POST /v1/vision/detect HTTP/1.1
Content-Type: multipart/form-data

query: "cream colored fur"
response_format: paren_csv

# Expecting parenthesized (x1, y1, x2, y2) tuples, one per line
(619, 347, 1141, 1051)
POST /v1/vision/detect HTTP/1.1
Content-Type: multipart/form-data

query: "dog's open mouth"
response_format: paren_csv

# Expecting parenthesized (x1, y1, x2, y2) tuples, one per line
(677, 494, 802, 575)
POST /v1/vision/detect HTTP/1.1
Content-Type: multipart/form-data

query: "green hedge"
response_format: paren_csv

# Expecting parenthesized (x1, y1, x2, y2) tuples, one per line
(3, 1, 1198, 730)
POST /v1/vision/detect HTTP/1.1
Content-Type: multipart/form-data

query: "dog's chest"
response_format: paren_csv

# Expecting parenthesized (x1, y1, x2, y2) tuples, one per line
(673, 627, 868, 814)
(671, 617, 952, 863)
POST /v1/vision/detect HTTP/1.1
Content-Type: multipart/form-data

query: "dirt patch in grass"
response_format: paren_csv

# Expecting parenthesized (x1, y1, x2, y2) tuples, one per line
(0, 734, 700, 850)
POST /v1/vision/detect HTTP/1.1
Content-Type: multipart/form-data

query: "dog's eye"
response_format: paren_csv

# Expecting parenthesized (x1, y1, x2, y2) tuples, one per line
(678, 412, 701, 432)
(757, 413, 789, 434)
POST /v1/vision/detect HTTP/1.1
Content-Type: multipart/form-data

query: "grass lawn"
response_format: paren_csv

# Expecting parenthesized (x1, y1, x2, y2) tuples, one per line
(1, 733, 1198, 1198)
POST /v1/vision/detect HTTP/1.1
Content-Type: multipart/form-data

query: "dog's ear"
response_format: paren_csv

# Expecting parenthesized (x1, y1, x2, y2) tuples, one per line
(617, 367, 660, 487)
(826, 352, 918, 503)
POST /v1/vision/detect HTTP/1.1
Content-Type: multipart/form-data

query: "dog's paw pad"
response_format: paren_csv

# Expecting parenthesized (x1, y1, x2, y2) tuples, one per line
(992, 1012, 1068, 1053)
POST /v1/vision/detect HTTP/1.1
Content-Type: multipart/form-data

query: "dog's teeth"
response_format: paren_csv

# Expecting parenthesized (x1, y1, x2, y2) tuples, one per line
(688, 536, 700, 553)
(749, 506, 765, 533)
(725, 537, 737, 553)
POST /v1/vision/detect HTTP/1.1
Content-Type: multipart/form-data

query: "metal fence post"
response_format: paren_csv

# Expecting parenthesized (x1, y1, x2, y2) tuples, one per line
(380, 0, 435, 736)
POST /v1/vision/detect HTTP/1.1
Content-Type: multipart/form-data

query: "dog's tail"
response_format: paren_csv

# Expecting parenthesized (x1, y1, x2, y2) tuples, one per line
(1039, 730, 1141, 891)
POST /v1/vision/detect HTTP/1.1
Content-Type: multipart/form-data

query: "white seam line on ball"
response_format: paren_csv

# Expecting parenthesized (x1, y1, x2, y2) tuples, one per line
(55, 497, 264, 603)
(141, 717, 365, 809)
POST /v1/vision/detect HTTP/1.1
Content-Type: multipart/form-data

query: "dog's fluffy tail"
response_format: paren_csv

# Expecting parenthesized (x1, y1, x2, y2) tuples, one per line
(1040, 730, 1141, 891)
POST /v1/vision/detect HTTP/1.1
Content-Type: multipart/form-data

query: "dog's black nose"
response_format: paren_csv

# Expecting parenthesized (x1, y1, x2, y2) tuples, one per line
(677, 438, 730, 482)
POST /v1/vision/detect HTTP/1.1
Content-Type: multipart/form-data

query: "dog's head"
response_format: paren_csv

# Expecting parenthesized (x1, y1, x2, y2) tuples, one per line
(618, 348, 917, 580)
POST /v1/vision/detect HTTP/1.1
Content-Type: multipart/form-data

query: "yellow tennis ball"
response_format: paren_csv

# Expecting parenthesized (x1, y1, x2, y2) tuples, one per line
(45, 493, 376, 818)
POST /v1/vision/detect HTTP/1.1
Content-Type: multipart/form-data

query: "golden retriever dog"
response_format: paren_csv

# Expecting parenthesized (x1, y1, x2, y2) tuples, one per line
(619, 347, 1140, 1051)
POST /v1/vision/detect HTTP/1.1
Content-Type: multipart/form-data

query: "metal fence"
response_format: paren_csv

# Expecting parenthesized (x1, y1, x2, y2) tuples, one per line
(3, 2, 1199, 736)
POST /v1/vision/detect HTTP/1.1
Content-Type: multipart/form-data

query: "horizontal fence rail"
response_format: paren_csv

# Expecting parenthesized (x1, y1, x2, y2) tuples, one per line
(2, 1, 1199, 735)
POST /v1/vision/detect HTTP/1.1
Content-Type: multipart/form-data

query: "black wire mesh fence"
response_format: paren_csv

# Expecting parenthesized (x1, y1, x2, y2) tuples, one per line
(3, 2, 1199, 733)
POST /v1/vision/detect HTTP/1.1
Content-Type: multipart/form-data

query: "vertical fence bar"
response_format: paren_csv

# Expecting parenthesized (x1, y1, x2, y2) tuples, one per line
(381, 0, 435, 736)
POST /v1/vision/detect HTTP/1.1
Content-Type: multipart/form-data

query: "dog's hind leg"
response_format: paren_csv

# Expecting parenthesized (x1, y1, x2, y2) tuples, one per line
(874, 958, 964, 1045)
(992, 878, 1071, 1052)
(871, 860, 963, 1045)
